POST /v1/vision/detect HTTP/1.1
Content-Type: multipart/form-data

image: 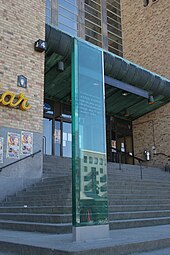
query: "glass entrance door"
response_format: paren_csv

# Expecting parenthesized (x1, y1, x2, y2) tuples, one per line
(106, 116, 134, 164)
(43, 118, 52, 155)
(54, 120, 72, 158)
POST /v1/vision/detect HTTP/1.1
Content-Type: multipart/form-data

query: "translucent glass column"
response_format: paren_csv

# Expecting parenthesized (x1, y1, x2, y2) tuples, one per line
(72, 38, 109, 241)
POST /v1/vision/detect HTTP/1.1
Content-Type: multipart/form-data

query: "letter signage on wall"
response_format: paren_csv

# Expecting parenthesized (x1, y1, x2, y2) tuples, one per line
(0, 91, 31, 110)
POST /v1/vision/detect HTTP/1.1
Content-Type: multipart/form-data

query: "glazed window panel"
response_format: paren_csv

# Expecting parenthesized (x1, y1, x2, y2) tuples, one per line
(85, 12, 101, 26)
(58, 6, 78, 22)
(85, 0, 102, 48)
(85, 27, 102, 41)
(85, 0, 101, 11)
(108, 32, 122, 45)
(107, 0, 120, 10)
(58, 15, 77, 30)
(107, 17, 122, 30)
(107, 1, 121, 15)
(107, 24, 122, 37)
(107, 11, 121, 23)
(85, 20, 101, 34)
(46, 0, 51, 24)
(85, 5, 101, 18)
(58, 0, 78, 14)
(85, 35, 102, 47)
(58, 23, 77, 36)
(46, 0, 78, 36)
(107, 0, 123, 56)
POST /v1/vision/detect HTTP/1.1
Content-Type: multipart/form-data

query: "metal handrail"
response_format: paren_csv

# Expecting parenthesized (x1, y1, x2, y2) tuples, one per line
(43, 136, 47, 155)
(0, 150, 41, 172)
(112, 148, 145, 179)
(154, 152, 170, 158)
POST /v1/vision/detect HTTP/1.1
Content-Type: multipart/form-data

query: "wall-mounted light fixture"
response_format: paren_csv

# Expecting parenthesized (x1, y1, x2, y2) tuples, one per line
(122, 91, 129, 96)
(58, 61, 65, 72)
(124, 109, 130, 117)
(17, 75, 27, 88)
(34, 39, 47, 52)
(143, 0, 159, 7)
(148, 95, 155, 104)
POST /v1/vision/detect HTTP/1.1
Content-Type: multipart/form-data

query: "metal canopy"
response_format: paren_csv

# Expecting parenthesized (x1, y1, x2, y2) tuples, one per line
(45, 24, 170, 120)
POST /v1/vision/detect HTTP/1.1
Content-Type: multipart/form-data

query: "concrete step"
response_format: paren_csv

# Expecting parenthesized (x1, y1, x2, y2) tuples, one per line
(131, 247, 170, 255)
(0, 225, 170, 255)
(0, 200, 72, 206)
(0, 206, 72, 214)
(109, 204, 170, 212)
(107, 194, 170, 199)
(7, 193, 72, 201)
(16, 188, 170, 196)
(16, 188, 72, 196)
(109, 210, 170, 220)
(0, 220, 72, 233)
(109, 216, 170, 230)
(109, 199, 170, 205)
(0, 213, 72, 223)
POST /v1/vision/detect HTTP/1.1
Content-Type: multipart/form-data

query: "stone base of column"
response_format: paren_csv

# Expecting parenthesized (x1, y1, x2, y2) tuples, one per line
(72, 224, 110, 242)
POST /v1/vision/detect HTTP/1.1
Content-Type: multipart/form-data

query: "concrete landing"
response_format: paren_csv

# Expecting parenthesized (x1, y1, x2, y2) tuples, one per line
(0, 225, 170, 255)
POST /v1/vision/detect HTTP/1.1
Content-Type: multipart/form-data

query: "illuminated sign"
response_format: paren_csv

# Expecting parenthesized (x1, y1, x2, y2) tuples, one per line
(0, 91, 31, 111)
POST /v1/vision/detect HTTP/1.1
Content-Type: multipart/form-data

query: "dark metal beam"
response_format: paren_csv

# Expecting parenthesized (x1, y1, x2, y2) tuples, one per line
(104, 76, 149, 99)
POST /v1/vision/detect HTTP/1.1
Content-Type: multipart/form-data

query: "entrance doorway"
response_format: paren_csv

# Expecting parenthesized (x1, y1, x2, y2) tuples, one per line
(106, 116, 134, 164)
(43, 100, 134, 164)
(43, 100, 72, 158)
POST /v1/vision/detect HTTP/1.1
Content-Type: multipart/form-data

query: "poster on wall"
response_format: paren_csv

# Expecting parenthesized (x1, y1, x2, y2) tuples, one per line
(21, 131, 33, 155)
(0, 137, 4, 163)
(55, 129, 60, 143)
(7, 133, 20, 159)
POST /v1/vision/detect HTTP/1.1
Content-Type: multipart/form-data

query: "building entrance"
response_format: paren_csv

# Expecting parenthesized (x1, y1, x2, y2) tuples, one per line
(106, 116, 134, 164)
(43, 100, 72, 157)
(43, 100, 134, 164)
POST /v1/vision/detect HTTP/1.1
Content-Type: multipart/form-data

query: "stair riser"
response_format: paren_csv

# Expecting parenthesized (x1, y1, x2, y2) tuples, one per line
(1, 201, 72, 206)
(17, 189, 72, 196)
(0, 222, 71, 234)
(109, 205, 170, 212)
(0, 214, 72, 223)
(1, 211, 170, 223)
(110, 218, 170, 230)
(109, 199, 170, 205)
(109, 211, 170, 220)
(0, 207, 72, 214)
(7, 194, 170, 203)
(6, 196, 72, 202)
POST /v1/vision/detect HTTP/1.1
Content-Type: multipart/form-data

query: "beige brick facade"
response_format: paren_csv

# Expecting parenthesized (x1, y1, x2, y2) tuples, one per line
(0, 0, 46, 133)
(133, 103, 170, 167)
(121, 0, 170, 167)
(121, 0, 170, 79)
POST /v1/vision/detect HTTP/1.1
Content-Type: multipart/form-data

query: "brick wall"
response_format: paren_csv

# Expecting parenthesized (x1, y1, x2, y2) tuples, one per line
(133, 103, 170, 167)
(0, 0, 46, 133)
(121, 0, 170, 167)
(121, 0, 170, 79)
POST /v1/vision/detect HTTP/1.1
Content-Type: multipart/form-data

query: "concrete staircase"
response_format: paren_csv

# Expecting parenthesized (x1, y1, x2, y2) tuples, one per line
(0, 156, 170, 235)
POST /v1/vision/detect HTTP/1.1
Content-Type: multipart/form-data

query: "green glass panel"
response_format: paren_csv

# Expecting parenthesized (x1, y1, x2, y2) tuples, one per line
(72, 39, 108, 227)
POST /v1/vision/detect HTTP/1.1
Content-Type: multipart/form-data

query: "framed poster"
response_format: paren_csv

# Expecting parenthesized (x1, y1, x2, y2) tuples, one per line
(7, 133, 20, 159)
(21, 131, 33, 155)
(0, 137, 4, 163)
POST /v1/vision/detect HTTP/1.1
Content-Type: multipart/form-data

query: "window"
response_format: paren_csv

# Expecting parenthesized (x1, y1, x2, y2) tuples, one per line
(85, 0, 102, 47)
(106, 0, 123, 56)
(46, 0, 51, 25)
(45, 0, 78, 36)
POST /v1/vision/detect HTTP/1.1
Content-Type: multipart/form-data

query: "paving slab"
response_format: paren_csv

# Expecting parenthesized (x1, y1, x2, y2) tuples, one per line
(0, 225, 170, 255)
(132, 247, 170, 255)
